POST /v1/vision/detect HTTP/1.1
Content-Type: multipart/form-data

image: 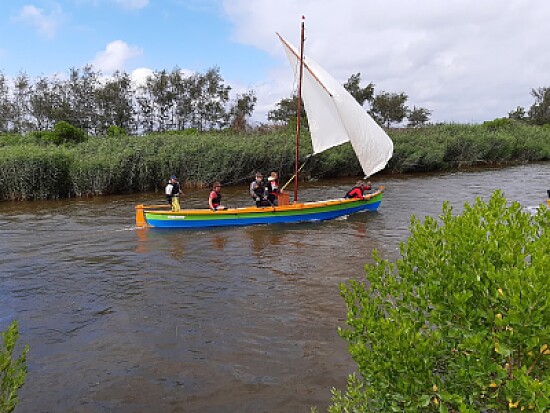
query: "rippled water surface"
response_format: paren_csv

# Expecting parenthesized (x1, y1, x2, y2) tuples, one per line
(1, 163, 548, 412)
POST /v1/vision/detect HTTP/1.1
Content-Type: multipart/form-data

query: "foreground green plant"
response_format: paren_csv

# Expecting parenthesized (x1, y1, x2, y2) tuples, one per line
(0, 321, 28, 413)
(330, 191, 549, 412)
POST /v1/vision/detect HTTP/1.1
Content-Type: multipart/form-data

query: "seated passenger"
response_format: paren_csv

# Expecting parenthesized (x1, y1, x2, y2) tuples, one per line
(250, 172, 271, 207)
(208, 182, 225, 211)
(267, 171, 280, 206)
(345, 180, 367, 199)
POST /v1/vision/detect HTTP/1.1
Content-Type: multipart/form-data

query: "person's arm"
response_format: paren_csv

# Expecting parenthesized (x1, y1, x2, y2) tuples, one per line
(250, 182, 257, 199)
(208, 192, 216, 210)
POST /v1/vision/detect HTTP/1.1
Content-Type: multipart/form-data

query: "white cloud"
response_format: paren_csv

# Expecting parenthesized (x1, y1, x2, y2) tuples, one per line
(113, 0, 149, 10)
(91, 40, 143, 73)
(12, 4, 63, 39)
(222, 0, 550, 123)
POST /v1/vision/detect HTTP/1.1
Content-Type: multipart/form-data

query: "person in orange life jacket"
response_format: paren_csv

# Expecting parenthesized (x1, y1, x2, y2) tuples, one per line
(208, 182, 226, 211)
(267, 171, 280, 206)
(345, 180, 371, 199)
(165, 175, 182, 211)
(250, 172, 270, 207)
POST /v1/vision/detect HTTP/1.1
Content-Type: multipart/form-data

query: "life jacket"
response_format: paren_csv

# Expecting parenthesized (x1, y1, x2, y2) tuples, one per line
(210, 190, 222, 207)
(268, 180, 279, 196)
(170, 182, 180, 196)
(345, 186, 363, 199)
(251, 179, 267, 198)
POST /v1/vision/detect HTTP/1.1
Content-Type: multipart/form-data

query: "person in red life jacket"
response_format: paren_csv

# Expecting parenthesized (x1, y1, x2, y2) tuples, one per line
(208, 181, 225, 211)
(267, 171, 280, 206)
(345, 180, 369, 199)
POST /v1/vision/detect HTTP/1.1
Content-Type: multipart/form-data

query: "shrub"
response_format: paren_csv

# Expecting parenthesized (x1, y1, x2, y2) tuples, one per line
(106, 125, 126, 137)
(329, 191, 549, 412)
(0, 321, 28, 413)
(42, 121, 87, 145)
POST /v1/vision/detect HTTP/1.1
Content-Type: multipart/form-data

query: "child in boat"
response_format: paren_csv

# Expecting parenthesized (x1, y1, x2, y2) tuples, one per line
(165, 175, 183, 211)
(208, 182, 226, 211)
(267, 171, 280, 206)
(250, 172, 270, 207)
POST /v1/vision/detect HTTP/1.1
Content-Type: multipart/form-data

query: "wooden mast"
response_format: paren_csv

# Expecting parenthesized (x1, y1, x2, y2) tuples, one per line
(294, 17, 305, 203)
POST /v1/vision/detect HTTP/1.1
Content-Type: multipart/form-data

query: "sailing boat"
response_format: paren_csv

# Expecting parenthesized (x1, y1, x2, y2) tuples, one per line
(135, 23, 393, 229)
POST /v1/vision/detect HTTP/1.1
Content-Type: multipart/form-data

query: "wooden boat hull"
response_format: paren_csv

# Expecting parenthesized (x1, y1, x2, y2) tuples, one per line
(136, 191, 383, 229)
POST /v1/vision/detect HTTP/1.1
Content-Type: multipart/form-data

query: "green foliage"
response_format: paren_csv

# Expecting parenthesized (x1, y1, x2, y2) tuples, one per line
(388, 122, 550, 172)
(106, 125, 126, 137)
(41, 121, 87, 145)
(343, 73, 374, 107)
(330, 191, 549, 412)
(1, 123, 549, 200)
(370, 91, 409, 128)
(1, 321, 28, 413)
(528, 87, 550, 125)
(407, 106, 432, 127)
(0, 145, 73, 200)
(482, 117, 513, 131)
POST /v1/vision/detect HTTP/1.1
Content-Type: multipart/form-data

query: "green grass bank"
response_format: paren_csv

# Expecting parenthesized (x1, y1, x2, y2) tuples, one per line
(0, 122, 549, 201)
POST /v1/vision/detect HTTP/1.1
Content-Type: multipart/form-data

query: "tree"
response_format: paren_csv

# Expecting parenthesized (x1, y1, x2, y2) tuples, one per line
(343, 73, 374, 107)
(0, 73, 12, 132)
(95, 70, 134, 134)
(195, 67, 231, 131)
(329, 191, 550, 412)
(1, 321, 28, 413)
(407, 106, 431, 127)
(29, 76, 55, 131)
(229, 91, 257, 132)
(528, 87, 550, 125)
(370, 91, 408, 128)
(267, 94, 307, 127)
(12, 72, 32, 133)
(508, 106, 527, 121)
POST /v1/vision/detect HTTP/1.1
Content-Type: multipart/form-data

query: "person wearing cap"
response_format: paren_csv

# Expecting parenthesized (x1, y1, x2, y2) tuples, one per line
(250, 172, 270, 207)
(165, 175, 183, 211)
(345, 180, 368, 199)
(208, 181, 225, 211)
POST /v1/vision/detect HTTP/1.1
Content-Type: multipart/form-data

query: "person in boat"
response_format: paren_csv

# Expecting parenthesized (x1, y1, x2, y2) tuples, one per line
(267, 171, 280, 206)
(250, 172, 271, 207)
(165, 175, 182, 212)
(344, 180, 370, 199)
(208, 181, 226, 211)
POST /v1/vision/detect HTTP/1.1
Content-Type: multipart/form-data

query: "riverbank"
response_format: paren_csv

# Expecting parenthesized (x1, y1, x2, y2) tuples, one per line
(1, 121, 549, 200)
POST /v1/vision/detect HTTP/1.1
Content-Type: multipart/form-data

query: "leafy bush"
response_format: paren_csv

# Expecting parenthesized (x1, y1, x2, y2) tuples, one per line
(106, 125, 126, 137)
(41, 121, 87, 145)
(330, 191, 549, 412)
(1, 321, 28, 413)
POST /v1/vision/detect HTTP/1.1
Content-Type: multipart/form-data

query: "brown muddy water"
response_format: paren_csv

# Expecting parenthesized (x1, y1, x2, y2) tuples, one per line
(1, 163, 548, 413)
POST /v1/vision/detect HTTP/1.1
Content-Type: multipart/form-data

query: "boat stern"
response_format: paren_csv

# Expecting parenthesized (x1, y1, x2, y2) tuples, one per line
(135, 204, 148, 228)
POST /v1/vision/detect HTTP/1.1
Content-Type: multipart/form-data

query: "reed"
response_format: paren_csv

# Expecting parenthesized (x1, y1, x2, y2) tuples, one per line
(0, 121, 549, 200)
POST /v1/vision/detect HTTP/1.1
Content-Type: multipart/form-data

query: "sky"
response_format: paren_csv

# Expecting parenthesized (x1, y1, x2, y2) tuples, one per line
(1, 0, 550, 125)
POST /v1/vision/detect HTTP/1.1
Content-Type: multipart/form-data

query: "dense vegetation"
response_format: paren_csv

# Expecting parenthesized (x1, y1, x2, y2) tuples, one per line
(0, 120, 549, 201)
(0, 321, 28, 413)
(325, 191, 549, 412)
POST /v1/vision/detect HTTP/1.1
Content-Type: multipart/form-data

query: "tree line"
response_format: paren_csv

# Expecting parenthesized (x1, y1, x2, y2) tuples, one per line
(1, 64, 549, 137)
(267, 72, 432, 128)
(0, 66, 432, 136)
(0, 65, 257, 136)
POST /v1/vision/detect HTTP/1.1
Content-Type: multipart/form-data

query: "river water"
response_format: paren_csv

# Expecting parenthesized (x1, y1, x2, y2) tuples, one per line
(1, 163, 548, 413)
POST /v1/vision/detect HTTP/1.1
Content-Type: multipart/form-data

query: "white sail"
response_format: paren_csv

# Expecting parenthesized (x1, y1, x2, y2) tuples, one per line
(277, 34, 394, 178)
